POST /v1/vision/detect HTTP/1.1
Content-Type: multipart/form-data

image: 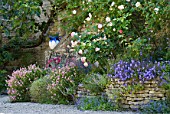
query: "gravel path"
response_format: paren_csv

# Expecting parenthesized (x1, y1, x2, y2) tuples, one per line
(0, 95, 138, 114)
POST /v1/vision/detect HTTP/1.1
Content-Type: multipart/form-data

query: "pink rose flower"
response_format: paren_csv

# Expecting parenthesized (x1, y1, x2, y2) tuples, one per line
(119, 30, 123, 34)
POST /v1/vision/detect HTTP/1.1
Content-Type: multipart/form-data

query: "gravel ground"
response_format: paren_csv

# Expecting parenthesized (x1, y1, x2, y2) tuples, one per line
(0, 95, 138, 114)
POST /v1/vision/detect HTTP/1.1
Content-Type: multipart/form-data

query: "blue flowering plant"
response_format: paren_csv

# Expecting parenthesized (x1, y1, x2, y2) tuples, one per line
(139, 100, 170, 113)
(108, 59, 166, 84)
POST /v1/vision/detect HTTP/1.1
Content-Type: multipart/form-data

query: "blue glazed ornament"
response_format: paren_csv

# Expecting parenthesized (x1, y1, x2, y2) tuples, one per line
(49, 34, 60, 49)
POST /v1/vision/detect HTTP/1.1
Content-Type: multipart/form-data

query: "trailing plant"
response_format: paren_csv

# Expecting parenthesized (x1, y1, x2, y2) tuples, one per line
(139, 100, 170, 114)
(76, 96, 118, 111)
(6, 64, 47, 102)
(82, 73, 108, 95)
(121, 84, 144, 95)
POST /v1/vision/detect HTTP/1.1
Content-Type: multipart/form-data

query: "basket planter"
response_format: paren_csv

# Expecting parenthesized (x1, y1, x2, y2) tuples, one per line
(106, 78, 167, 109)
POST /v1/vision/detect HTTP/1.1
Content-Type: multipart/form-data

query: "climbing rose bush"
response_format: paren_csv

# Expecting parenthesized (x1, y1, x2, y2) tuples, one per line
(7, 64, 47, 102)
(58, 0, 169, 65)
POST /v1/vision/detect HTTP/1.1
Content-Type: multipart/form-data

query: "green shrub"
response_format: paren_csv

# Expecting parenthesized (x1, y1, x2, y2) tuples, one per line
(83, 73, 108, 95)
(47, 65, 85, 104)
(6, 64, 47, 102)
(30, 76, 52, 104)
(76, 96, 118, 111)
(0, 70, 7, 93)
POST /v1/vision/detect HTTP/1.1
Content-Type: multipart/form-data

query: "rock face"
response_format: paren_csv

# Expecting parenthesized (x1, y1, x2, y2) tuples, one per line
(1, 0, 72, 69)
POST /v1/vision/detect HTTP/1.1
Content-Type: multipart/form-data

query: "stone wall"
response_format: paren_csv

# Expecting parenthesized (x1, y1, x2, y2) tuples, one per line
(106, 78, 167, 109)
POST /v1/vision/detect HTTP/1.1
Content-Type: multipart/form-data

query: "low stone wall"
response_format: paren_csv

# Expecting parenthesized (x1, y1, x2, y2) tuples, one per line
(76, 84, 106, 98)
(106, 78, 167, 109)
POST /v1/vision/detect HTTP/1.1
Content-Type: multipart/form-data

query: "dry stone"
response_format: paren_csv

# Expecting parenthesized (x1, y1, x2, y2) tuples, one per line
(106, 78, 166, 109)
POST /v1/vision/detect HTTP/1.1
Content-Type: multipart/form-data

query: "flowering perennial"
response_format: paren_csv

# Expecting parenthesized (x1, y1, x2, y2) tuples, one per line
(7, 64, 46, 102)
(108, 60, 167, 82)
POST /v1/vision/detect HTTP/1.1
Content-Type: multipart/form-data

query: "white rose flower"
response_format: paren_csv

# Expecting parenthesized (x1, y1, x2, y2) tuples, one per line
(111, 2, 115, 6)
(82, 42, 86, 46)
(118, 5, 124, 10)
(98, 24, 103, 29)
(86, 17, 91, 21)
(108, 22, 113, 26)
(113, 28, 116, 31)
(126, 0, 130, 2)
(106, 17, 111, 22)
(89, 13, 92, 18)
(154, 8, 159, 14)
(67, 45, 70, 48)
(71, 41, 78, 47)
(78, 50, 83, 54)
(109, 7, 113, 10)
(135, 2, 141, 7)
(95, 47, 100, 52)
(72, 10, 77, 14)
(103, 36, 107, 40)
(81, 57, 86, 62)
(84, 62, 88, 67)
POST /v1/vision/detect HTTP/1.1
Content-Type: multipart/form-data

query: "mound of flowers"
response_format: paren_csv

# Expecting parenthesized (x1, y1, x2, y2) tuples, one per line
(6, 64, 47, 102)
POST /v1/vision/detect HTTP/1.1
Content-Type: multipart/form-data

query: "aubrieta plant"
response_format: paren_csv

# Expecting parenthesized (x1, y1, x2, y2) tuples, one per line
(139, 100, 170, 113)
(108, 60, 166, 83)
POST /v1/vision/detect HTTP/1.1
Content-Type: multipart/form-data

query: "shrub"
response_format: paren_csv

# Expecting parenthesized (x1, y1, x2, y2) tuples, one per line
(6, 64, 47, 102)
(0, 70, 7, 94)
(139, 100, 170, 113)
(76, 96, 118, 111)
(82, 73, 108, 95)
(30, 76, 52, 104)
(47, 61, 86, 104)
